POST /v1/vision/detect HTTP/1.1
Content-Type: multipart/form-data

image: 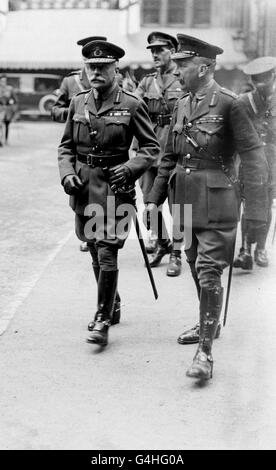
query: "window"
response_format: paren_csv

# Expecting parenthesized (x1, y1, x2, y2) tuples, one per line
(34, 77, 60, 93)
(142, 0, 160, 24)
(142, 0, 211, 27)
(193, 0, 211, 26)
(168, 0, 186, 25)
(6, 77, 20, 91)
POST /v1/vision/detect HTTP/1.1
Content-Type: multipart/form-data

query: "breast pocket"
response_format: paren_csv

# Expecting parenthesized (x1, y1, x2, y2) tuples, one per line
(207, 171, 239, 224)
(195, 122, 224, 148)
(72, 113, 88, 143)
(104, 115, 130, 147)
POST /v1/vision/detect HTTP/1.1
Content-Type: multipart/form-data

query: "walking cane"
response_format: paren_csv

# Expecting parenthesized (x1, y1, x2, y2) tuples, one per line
(223, 228, 237, 327)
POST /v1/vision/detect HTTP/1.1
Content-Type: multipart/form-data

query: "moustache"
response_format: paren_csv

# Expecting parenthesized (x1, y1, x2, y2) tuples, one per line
(91, 76, 105, 82)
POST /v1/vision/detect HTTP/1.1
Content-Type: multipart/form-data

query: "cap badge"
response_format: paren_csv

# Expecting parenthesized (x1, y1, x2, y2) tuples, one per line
(94, 48, 103, 57)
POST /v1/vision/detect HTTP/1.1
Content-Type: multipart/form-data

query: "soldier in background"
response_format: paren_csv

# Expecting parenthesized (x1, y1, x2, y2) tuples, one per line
(135, 32, 184, 277)
(233, 56, 276, 270)
(52, 35, 107, 252)
(0, 75, 18, 146)
(145, 35, 269, 380)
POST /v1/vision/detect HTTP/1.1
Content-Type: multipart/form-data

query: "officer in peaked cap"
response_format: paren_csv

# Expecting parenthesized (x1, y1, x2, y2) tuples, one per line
(145, 34, 269, 381)
(242, 56, 276, 76)
(51, 35, 107, 124)
(76, 35, 107, 46)
(146, 31, 178, 51)
(51, 35, 107, 252)
(234, 56, 276, 271)
(82, 39, 125, 64)
(58, 39, 160, 348)
(136, 31, 184, 277)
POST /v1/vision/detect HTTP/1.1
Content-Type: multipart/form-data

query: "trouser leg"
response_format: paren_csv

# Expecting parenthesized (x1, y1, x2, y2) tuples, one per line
(185, 228, 235, 379)
(86, 244, 119, 346)
(5, 121, 9, 142)
(87, 242, 121, 331)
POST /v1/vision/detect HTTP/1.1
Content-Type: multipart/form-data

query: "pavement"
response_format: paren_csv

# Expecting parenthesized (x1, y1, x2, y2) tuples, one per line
(1, 122, 276, 450)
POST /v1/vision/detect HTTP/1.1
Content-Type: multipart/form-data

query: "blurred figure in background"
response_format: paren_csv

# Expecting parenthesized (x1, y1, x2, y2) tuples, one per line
(233, 56, 276, 270)
(0, 74, 18, 146)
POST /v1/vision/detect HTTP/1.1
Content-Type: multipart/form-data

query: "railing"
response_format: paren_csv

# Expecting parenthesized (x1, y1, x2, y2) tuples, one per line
(9, 0, 123, 10)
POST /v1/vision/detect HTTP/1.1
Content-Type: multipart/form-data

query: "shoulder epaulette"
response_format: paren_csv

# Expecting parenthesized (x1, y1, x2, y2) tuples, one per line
(122, 88, 139, 100)
(75, 89, 91, 97)
(180, 92, 189, 99)
(220, 87, 238, 99)
(145, 72, 156, 77)
(68, 70, 82, 77)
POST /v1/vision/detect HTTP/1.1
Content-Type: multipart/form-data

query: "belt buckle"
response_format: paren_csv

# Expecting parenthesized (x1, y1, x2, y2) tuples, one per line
(87, 154, 97, 167)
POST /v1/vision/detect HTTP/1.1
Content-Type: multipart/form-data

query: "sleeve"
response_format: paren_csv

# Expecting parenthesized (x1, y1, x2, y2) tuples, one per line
(134, 77, 147, 100)
(231, 98, 269, 221)
(51, 77, 70, 123)
(145, 105, 178, 206)
(57, 97, 77, 184)
(123, 98, 160, 179)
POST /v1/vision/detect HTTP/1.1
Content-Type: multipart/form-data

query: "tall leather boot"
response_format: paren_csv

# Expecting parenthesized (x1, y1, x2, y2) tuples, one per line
(86, 270, 118, 346)
(87, 266, 121, 331)
(177, 263, 220, 345)
(166, 249, 182, 277)
(233, 241, 253, 270)
(186, 286, 223, 380)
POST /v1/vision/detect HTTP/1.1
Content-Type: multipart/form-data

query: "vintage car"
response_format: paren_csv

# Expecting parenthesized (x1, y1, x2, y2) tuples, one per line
(5, 72, 62, 118)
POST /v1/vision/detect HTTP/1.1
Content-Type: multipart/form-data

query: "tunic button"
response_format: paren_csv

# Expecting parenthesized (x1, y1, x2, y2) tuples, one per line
(187, 123, 192, 128)
(186, 153, 191, 159)
(186, 168, 191, 175)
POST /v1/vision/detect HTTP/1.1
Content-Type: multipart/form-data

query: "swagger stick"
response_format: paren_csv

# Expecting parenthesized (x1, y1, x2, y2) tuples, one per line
(223, 229, 237, 326)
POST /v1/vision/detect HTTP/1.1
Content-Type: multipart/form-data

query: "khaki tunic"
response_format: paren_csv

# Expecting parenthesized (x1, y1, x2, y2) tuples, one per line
(147, 80, 269, 230)
(135, 65, 183, 165)
(51, 69, 91, 123)
(58, 84, 160, 244)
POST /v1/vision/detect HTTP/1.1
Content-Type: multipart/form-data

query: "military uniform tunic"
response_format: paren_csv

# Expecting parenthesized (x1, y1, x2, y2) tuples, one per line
(237, 87, 276, 246)
(136, 64, 183, 164)
(58, 83, 160, 247)
(51, 69, 91, 123)
(148, 79, 269, 227)
(238, 88, 276, 199)
(147, 79, 269, 284)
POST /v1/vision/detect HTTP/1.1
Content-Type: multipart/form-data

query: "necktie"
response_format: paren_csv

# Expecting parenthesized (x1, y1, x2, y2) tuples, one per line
(94, 91, 102, 111)
(190, 94, 198, 114)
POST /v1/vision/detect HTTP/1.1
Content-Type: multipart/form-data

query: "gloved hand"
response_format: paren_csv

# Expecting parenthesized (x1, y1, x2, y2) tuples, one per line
(63, 174, 84, 195)
(109, 164, 131, 188)
(143, 203, 157, 230)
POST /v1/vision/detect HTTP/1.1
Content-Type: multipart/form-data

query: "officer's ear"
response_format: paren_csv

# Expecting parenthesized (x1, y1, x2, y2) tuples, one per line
(198, 63, 209, 78)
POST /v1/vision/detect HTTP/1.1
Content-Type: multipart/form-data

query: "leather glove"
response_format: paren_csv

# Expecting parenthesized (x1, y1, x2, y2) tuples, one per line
(143, 203, 157, 230)
(109, 164, 131, 188)
(63, 174, 84, 195)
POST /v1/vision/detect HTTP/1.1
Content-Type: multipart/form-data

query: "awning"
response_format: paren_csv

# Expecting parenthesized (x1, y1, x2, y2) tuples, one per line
(0, 9, 247, 70)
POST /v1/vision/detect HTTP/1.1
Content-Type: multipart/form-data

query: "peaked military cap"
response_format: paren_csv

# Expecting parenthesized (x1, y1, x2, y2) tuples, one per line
(146, 31, 178, 50)
(82, 40, 125, 63)
(242, 56, 276, 77)
(77, 36, 107, 46)
(172, 34, 223, 60)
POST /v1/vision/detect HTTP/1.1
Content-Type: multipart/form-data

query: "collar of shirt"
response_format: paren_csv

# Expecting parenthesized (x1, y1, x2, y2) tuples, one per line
(92, 80, 117, 101)
(191, 78, 215, 102)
